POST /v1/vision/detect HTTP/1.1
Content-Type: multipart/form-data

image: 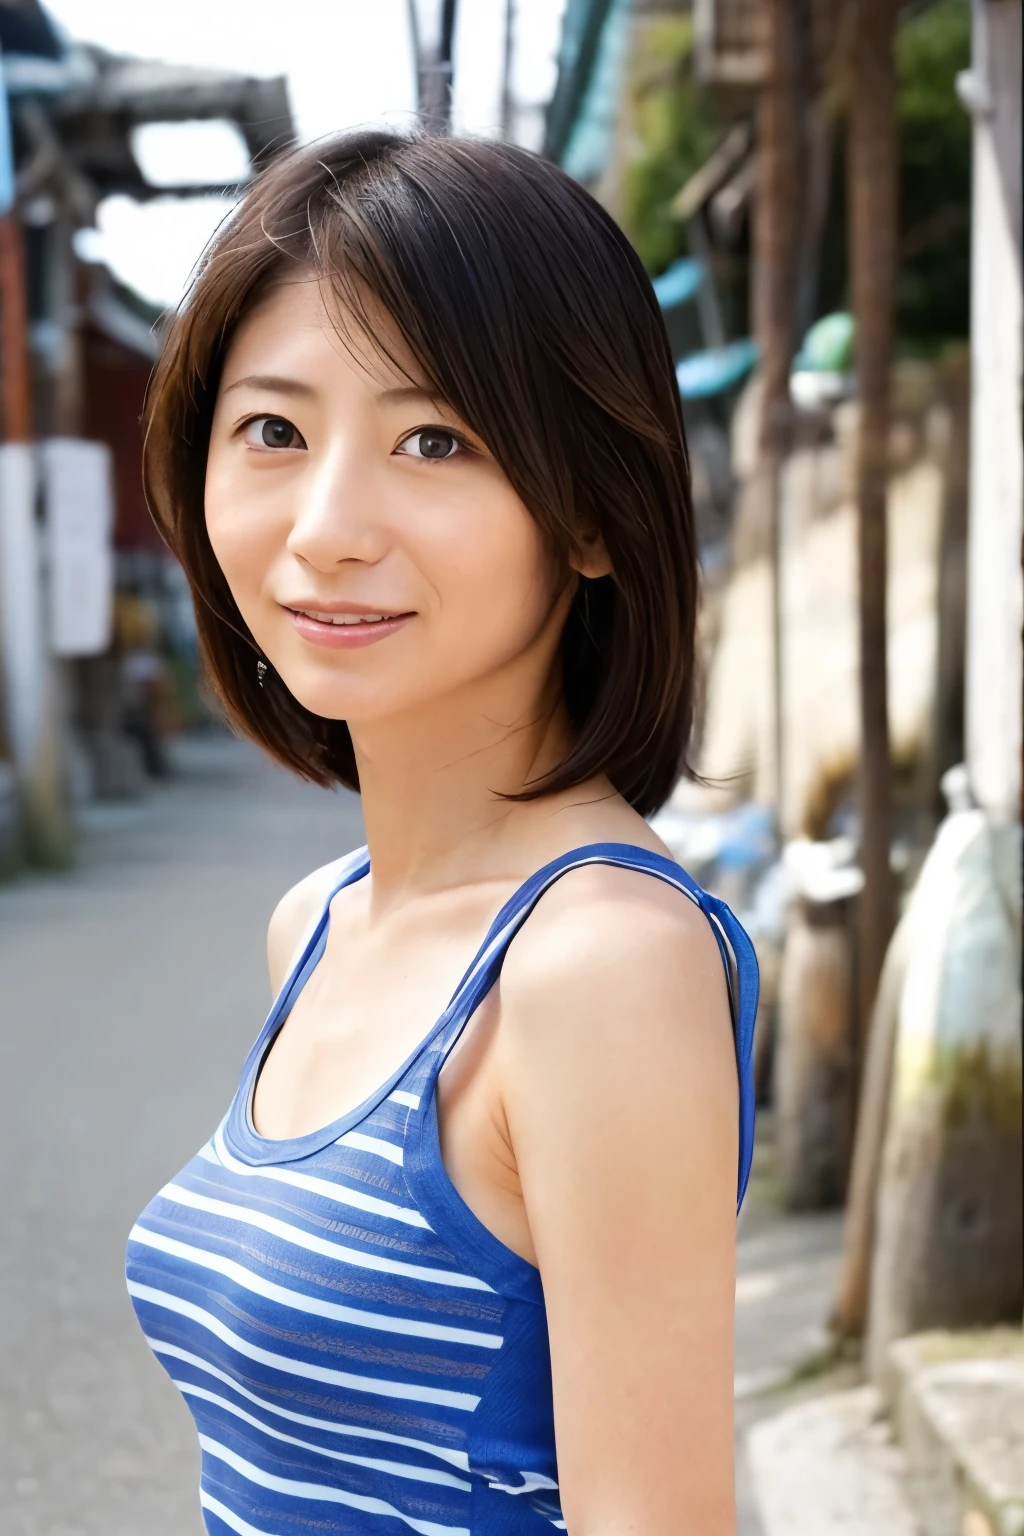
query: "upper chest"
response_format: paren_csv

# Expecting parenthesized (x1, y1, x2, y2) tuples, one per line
(252, 880, 515, 1140)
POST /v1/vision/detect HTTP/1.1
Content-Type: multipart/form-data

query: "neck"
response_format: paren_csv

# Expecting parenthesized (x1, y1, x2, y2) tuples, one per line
(350, 673, 575, 907)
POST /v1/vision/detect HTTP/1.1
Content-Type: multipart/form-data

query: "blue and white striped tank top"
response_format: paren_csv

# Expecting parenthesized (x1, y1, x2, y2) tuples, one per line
(127, 842, 758, 1536)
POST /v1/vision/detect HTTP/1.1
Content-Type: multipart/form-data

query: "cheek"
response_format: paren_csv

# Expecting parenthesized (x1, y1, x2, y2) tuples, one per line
(204, 453, 283, 611)
(416, 479, 558, 648)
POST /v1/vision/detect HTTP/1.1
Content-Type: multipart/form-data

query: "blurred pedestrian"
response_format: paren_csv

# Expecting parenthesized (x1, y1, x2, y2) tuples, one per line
(128, 131, 758, 1536)
(115, 592, 173, 777)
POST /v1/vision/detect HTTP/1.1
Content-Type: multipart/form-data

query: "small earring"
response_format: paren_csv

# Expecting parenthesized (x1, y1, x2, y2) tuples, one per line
(256, 659, 268, 688)
(578, 580, 597, 648)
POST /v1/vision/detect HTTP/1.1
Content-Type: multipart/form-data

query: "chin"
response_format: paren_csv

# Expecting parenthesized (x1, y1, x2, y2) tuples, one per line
(279, 679, 373, 722)
(273, 667, 408, 725)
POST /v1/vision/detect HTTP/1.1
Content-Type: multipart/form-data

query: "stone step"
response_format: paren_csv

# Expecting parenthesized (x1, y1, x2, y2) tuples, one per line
(747, 1385, 921, 1535)
(889, 1330, 1024, 1536)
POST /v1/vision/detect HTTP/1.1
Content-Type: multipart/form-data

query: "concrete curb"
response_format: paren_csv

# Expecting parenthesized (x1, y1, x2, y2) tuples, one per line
(747, 1384, 920, 1535)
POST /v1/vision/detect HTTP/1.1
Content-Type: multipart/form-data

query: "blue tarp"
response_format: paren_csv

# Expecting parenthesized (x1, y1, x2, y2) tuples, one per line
(652, 257, 703, 311)
(560, 0, 633, 185)
(676, 338, 759, 400)
(0, 48, 14, 216)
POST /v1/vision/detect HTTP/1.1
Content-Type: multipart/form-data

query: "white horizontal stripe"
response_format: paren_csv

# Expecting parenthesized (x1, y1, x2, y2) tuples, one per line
(485, 1469, 559, 1496)
(337, 1130, 404, 1165)
(181, 1382, 471, 1489)
(200, 1490, 274, 1536)
(200, 1436, 471, 1536)
(148, 1338, 470, 1471)
(130, 1224, 501, 1348)
(213, 1127, 430, 1229)
(158, 1183, 493, 1291)
(390, 1090, 421, 1109)
(129, 1282, 480, 1411)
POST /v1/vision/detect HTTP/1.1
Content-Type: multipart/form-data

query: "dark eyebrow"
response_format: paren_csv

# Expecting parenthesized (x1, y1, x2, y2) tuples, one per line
(221, 374, 316, 398)
(223, 377, 443, 409)
(374, 384, 441, 406)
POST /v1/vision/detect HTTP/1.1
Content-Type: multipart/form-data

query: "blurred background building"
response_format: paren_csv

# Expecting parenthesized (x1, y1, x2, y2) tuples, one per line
(0, 3, 1019, 1534)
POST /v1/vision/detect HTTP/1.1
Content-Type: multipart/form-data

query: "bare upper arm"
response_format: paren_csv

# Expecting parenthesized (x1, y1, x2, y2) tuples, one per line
(496, 867, 739, 1535)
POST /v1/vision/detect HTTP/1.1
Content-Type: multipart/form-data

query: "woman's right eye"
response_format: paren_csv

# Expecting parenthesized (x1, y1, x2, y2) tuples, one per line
(242, 416, 306, 451)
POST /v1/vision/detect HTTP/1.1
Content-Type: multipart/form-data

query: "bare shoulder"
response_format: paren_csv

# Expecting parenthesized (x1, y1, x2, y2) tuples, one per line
(266, 854, 360, 995)
(503, 859, 723, 1004)
(498, 860, 733, 1067)
(496, 859, 739, 1227)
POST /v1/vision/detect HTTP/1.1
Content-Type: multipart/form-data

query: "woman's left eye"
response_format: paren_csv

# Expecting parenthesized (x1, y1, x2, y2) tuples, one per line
(396, 428, 462, 461)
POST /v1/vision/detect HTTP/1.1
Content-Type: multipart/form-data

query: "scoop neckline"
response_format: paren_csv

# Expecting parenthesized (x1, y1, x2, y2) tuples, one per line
(220, 839, 696, 1167)
(221, 848, 448, 1166)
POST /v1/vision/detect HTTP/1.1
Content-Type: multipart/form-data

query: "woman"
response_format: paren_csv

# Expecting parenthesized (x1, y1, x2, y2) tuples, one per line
(127, 130, 757, 1536)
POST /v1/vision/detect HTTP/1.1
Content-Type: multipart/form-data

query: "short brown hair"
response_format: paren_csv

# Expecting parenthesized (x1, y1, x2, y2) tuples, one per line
(143, 131, 698, 817)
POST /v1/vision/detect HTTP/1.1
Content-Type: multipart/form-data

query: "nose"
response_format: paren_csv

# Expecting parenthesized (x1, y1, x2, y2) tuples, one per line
(286, 439, 388, 573)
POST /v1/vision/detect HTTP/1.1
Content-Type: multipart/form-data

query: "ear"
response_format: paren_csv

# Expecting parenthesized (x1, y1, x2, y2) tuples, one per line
(569, 530, 614, 580)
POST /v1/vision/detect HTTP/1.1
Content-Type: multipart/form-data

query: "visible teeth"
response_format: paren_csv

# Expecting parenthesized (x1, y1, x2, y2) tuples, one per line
(304, 611, 387, 625)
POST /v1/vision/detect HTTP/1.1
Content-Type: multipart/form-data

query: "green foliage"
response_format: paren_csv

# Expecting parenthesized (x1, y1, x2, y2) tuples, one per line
(822, 0, 972, 346)
(895, 0, 972, 344)
(617, 0, 971, 346)
(618, 18, 718, 277)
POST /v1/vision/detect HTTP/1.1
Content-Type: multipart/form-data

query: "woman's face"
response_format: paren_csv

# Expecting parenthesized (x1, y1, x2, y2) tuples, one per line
(205, 278, 577, 731)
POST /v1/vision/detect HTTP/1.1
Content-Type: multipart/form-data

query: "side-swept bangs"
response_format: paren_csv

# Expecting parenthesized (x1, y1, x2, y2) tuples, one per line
(142, 130, 698, 817)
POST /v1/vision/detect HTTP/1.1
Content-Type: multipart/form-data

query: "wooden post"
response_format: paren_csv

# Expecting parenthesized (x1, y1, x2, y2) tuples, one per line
(827, 0, 899, 1318)
(0, 212, 72, 864)
(776, 893, 857, 1210)
(751, 0, 812, 822)
(753, 0, 876, 1215)
(849, 0, 898, 1052)
(0, 215, 32, 442)
(929, 350, 971, 809)
(831, 908, 911, 1336)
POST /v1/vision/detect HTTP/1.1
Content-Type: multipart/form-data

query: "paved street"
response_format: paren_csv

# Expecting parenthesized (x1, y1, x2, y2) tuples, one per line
(0, 734, 364, 1536)
(0, 731, 842, 1535)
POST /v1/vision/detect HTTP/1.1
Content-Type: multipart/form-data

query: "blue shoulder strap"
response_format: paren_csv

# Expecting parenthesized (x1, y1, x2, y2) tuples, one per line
(435, 842, 759, 1211)
(254, 847, 371, 1055)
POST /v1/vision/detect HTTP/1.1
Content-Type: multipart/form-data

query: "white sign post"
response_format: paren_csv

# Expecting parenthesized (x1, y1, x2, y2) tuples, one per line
(0, 440, 44, 771)
(0, 440, 74, 863)
(41, 438, 115, 659)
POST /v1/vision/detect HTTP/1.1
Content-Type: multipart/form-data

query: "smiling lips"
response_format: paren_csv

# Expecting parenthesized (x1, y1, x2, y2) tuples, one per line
(285, 604, 414, 649)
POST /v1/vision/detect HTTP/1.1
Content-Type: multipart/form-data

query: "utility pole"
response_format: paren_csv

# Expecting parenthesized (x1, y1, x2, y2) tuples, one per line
(826, 0, 899, 1339)
(408, 0, 458, 132)
(0, 56, 72, 866)
(751, 0, 813, 826)
(755, 0, 878, 1214)
(500, 0, 516, 141)
(849, 0, 898, 1050)
(0, 211, 72, 864)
